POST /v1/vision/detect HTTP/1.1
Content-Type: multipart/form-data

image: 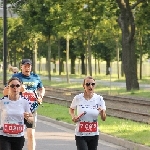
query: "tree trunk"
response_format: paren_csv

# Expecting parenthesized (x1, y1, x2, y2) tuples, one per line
(71, 56, 76, 74)
(106, 60, 111, 75)
(32, 38, 37, 74)
(66, 34, 69, 83)
(116, 0, 139, 91)
(39, 57, 41, 74)
(57, 38, 61, 75)
(60, 59, 64, 74)
(47, 35, 51, 80)
(87, 30, 92, 76)
(80, 54, 85, 75)
(139, 30, 143, 80)
(53, 58, 56, 73)
(94, 54, 96, 75)
(98, 59, 100, 74)
(85, 39, 88, 76)
(116, 39, 120, 79)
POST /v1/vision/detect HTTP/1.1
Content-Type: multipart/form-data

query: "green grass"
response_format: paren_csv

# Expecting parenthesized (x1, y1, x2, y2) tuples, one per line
(37, 102, 150, 147)
(42, 79, 150, 99)
(100, 116, 150, 146)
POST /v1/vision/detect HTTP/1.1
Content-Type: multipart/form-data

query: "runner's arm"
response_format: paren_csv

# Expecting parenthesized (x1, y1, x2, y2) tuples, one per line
(37, 87, 45, 98)
(98, 96, 106, 121)
(69, 107, 75, 119)
(36, 87, 45, 104)
(98, 108, 106, 121)
(24, 100, 34, 123)
(3, 86, 9, 95)
(24, 112, 33, 123)
(69, 107, 80, 123)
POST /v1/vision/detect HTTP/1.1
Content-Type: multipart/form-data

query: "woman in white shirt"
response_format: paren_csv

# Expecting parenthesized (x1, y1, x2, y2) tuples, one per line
(0, 77, 32, 150)
(69, 76, 106, 150)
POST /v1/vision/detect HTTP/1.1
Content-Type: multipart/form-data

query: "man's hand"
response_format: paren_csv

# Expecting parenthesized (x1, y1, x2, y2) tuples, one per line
(37, 97, 43, 104)
(24, 112, 30, 119)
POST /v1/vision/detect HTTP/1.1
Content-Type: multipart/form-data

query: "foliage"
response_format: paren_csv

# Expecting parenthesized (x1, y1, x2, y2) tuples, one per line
(2, 0, 150, 89)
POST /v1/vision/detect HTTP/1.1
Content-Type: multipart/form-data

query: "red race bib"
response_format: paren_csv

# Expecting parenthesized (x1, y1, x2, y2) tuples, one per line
(3, 124, 24, 134)
(79, 122, 97, 132)
(22, 92, 36, 101)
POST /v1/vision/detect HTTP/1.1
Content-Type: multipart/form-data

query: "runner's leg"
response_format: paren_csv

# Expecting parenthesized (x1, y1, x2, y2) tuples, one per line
(25, 120, 36, 150)
(11, 136, 25, 150)
(87, 135, 99, 150)
(0, 135, 11, 150)
(75, 136, 88, 150)
(27, 128, 35, 150)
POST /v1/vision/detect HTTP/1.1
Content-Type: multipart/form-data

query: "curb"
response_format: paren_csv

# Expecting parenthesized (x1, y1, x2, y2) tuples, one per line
(38, 115, 150, 150)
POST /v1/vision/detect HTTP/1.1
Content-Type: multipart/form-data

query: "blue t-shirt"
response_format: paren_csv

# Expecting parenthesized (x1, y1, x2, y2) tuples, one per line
(12, 72, 43, 91)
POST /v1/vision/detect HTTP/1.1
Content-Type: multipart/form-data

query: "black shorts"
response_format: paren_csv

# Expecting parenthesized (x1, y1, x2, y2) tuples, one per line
(0, 135, 25, 150)
(24, 118, 33, 128)
(75, 135, 99, 150)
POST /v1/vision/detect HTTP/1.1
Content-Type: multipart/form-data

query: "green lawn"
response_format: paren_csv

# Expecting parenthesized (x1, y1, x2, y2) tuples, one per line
(42, 79, 150, 99)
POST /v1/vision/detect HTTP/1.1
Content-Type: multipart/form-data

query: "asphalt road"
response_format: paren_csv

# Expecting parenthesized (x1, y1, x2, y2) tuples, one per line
(23, 119, 127, 150)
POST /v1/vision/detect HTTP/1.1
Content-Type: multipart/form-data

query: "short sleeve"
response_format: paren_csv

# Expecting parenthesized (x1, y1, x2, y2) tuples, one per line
(98, 96, 106, 110)
(37, 76, 44, 89)
(70, 95, 77, 109)
(25, 99, 32, 113)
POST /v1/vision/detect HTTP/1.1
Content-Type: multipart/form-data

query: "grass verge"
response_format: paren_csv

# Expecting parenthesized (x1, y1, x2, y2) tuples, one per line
(42, 79, 150, 99)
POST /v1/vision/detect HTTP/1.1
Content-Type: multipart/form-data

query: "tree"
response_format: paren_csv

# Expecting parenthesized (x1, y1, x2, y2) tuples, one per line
(135, 1, 150, 80)
(115, 0, 147, 91)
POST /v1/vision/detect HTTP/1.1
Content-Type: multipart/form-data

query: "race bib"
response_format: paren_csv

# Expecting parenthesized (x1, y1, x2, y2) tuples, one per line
(79, 122, 97, 132)
(22, 92, 36, 101)
(3, 124, 24, 134)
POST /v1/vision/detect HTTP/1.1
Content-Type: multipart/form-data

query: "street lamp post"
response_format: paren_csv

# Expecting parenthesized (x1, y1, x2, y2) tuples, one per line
(3, 0, 8, 85)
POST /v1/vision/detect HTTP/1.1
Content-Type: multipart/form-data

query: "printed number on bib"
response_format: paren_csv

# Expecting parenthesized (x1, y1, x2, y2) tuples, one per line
(22, 92, 36, 101)
(79, 122, 97, 132)
(3, 124, 23, 134)
(30, 101, 39, 113)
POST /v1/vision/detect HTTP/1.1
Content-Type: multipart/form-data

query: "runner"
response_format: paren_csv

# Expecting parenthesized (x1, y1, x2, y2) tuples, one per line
(0, 77, 33, 150)
(3, 59, 45, 150)
(69, 76, 106, 150)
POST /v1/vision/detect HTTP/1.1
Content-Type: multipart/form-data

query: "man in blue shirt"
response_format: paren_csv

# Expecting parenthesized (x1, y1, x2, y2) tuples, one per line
(3, 59, 45, 150)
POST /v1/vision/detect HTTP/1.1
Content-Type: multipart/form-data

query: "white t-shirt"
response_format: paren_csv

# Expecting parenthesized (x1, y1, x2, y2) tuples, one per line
(0, 96, 31, 137)
(70, 93, 106, 136)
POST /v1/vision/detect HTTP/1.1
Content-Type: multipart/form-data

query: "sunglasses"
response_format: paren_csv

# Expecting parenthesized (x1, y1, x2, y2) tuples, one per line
(9, 84, 21, 88)
(85, 83, 95, 87)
